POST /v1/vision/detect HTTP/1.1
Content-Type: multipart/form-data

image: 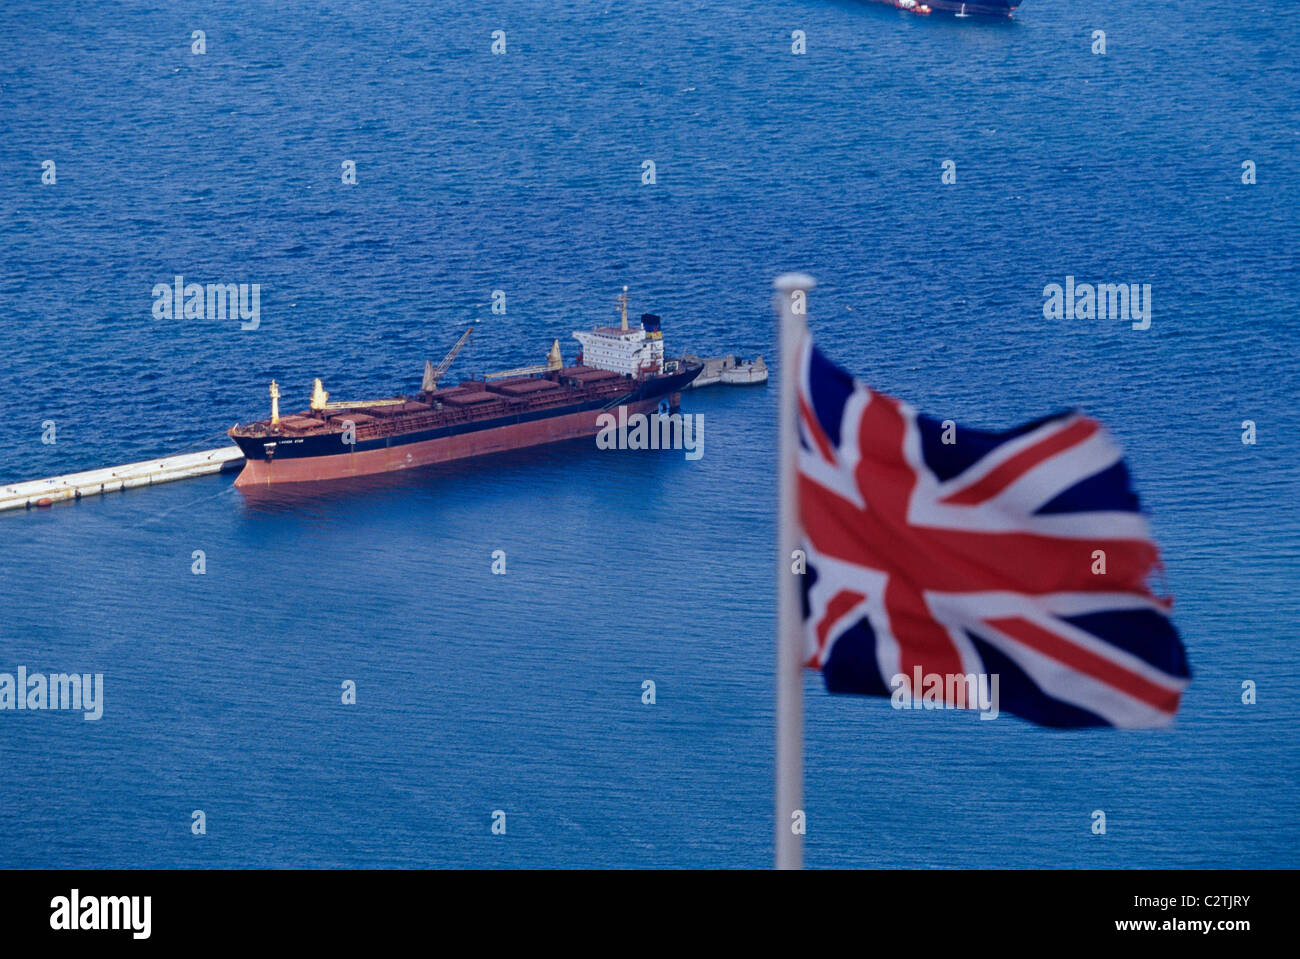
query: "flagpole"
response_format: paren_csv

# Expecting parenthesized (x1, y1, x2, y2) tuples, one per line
(774, 272, 814, 870)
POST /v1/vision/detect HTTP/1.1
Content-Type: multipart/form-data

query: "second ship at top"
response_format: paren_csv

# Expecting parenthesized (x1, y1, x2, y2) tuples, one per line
(881, 0, 1022, 18)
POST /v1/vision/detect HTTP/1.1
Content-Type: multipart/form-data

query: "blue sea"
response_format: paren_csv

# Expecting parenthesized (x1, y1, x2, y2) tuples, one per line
(1, 0, 1297, 867)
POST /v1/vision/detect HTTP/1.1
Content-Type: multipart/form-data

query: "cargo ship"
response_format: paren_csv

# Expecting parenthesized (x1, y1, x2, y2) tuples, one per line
(877, 0, 1021, 17)
(228, 290, 703, 487)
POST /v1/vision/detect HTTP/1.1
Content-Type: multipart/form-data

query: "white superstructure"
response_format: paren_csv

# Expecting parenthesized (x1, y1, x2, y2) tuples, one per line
(571, 287, 665, 378)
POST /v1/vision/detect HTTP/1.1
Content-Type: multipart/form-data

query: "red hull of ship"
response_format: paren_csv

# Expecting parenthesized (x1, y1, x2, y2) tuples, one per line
(233, 398, 664, 488)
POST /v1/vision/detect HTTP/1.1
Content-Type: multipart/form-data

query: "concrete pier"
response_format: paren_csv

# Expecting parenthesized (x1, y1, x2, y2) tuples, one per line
(0, 447, 245, 513)
(682, 353, 769, 388)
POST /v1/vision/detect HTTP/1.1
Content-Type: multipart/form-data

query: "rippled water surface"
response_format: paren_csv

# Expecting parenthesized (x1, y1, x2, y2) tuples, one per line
(1, 0, 1297, 866)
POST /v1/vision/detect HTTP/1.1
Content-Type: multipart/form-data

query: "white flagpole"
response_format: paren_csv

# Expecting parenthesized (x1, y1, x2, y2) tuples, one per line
(774, 272, 814, 870)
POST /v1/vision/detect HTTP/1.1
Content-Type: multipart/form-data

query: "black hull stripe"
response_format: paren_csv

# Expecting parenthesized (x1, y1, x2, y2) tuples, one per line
(234, 371, 694, 462)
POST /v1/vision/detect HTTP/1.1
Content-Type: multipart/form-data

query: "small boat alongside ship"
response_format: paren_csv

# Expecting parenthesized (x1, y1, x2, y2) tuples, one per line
(228, 289, 703, 487)
(683, 354, 769, 388)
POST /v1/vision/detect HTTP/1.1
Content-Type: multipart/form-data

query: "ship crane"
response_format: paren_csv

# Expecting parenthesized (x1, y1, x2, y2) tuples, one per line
(485, 339, 564, 380)
(307, 326, 478, 414)
(422, 326, 475, 391)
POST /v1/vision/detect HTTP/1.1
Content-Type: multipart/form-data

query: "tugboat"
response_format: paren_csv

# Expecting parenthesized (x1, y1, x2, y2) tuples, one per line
(682, 354, 769, 388)
(720, 356, 768, 386)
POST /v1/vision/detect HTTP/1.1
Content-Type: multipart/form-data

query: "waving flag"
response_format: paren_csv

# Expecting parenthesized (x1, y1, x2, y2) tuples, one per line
(795, 337, 1189, 728)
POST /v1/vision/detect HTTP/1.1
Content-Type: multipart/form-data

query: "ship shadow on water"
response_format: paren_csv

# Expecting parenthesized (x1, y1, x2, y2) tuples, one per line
(233, 433, 689, 517)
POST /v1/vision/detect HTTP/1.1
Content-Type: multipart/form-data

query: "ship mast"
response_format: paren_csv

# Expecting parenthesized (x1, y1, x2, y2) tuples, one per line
(618, 285, 629, 331)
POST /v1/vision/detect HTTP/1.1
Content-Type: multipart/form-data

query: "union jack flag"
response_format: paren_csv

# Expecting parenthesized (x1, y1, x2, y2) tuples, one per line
(797, 337, 1189, 728)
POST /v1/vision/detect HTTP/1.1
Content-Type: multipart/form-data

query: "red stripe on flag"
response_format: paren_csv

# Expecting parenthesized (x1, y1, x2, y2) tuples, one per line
(887, 580, 965, 681)
(941, 418, 1099, 506)
(814, 589, 866, 666)
(986, 615, 1181, 714)
(799, 393, 837, 466)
